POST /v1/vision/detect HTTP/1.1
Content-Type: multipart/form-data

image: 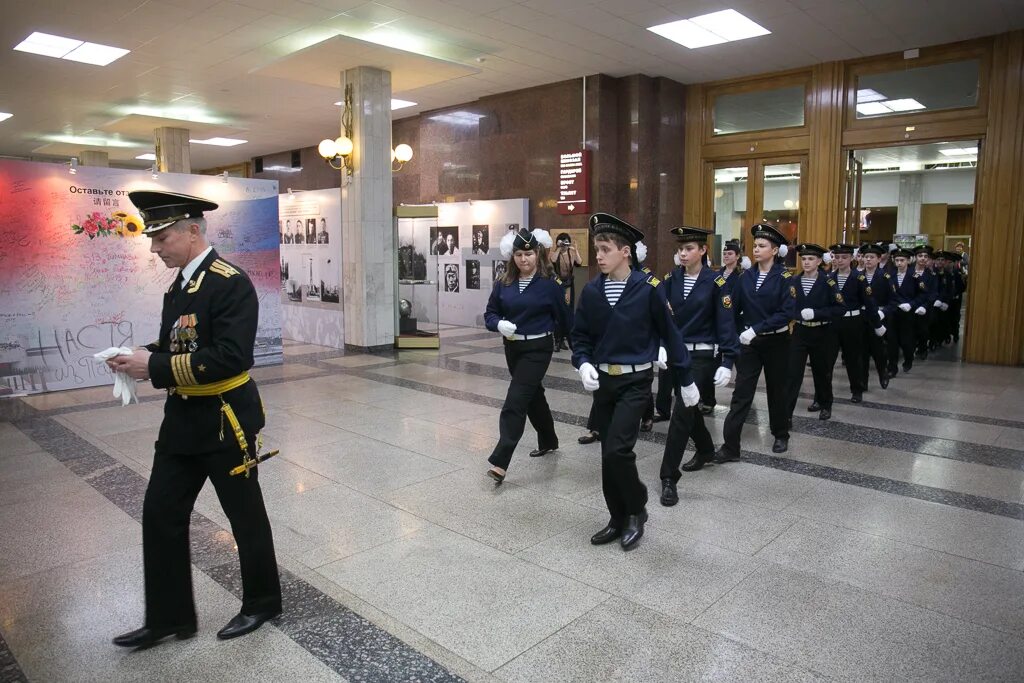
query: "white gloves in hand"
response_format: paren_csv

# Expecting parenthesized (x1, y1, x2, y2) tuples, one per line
(941, 302, 949, 311)
(800, 308, 815, 321)
(578, 362, 600, 392)
(915, 306, 927, 316)
(713, 366, 732, 387)
(497, 320, 517, 337)
(878, 309, 885, 321)
(933, 300, 943, 308)
(875, 325, 887, 337)
(654, 346, 668, 370)
(93, 346, 139, 406)
(680, 382, 701, 407)
(898, 303, 912, 312)
(739, 328, 757, 345)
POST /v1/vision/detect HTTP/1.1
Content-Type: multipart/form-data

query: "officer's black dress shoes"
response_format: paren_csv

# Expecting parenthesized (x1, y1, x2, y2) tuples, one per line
(902, 363, 912, 373)
(819, 408, 831, 420)
(879, 374, 889, 389)
(652, 413, 671, 423)
(772, 437, 789, 453)
(113, 625, 196, 648)
(851, 392, 863, 403)
(807, 401, 821, 412)
(640, 419, 654, 432)
(713, 448, 740, 464)
(216, 610, 281, 640)
(486, 468, 505, 484)
(698, 403, 715, 416)
(660, 478, 679, 506)
(578, 431, 599, 445)
(590, 524, 621, 545)
(620, 511, 647, 550)
(529, 446, 557, 457)
(681, 452, 714, 472)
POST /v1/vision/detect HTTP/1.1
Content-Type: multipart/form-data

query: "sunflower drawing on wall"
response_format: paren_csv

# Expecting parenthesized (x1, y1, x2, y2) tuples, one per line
(71, 211, 144, 239)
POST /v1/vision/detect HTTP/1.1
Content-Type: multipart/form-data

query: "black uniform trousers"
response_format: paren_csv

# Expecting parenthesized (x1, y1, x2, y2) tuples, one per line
(655, 367, 681, 417)
(592, 369, 652, 526)
(143, 438, 281, 630)
(660, 351, 716, 482)
(488, 336, 558, 469)
(835, 315, 867, 394)
(721, 332, 791, 458)
(950, 298, 963, 341)
(888, 310, 917, 371)
(914, 309, 932, 355)
(861, 318, 888, 387)
(787, 323, 838, 414)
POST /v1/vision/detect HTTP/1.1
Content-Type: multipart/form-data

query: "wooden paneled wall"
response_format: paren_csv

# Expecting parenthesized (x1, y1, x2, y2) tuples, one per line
(965, 31, 1024, 365)
(805, 61, 845, 248)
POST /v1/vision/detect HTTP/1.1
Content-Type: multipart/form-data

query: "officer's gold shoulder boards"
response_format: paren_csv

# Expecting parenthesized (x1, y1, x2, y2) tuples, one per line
(209, 259, 239, 278)
(647, 275, 661, 287)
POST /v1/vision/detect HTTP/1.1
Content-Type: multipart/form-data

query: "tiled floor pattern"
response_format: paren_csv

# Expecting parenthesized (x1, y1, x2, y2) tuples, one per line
(2, 329, 1024, 682)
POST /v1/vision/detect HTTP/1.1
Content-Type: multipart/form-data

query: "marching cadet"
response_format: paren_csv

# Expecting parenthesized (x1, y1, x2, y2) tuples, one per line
(571, 213, 698, 550)
(929, 251, 952, 350)
(107, 192, 281, 648)
(945, 251, 967, 343)
(786, 244, 845, 421)
(829, 244, 885, 403)
(715, 224, 795, 459)
(912, 245, 939, 360)
(719, 239, 750, 294)
(858, 244, 892, 389)
(658, 227, 738, 505)
(886, 247, 929, 373)
(484, 227, 570, 484)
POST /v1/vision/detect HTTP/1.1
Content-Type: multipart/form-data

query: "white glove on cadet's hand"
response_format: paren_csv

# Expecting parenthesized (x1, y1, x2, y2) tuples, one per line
(680, 382, 701, 407)
(800, 308, 815, 321)
(713, 366, 732, 387)
(898, 303, 912, 312)
(941, 302, 949, 311)
(875, 325, 887, 337)
(915, 306, 927, 316)
(878, 309, 885, 321)
(497, 320, 517, 337)
(654, 346, 668, 370)
(739, 328, 756, 345)
(578, 363, 600, 392)
(933, 300, 943, 308)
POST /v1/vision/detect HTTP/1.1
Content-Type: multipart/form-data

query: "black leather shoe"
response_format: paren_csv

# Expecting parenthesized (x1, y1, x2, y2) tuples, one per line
(879, 374, 889, 389)
(698, 404, 715, 416)
(620, 511, 647, 550)
(851, 393, 863, 403)
(529, 446, 557, 458)
(902, 363, 912, 373)
(660, 478, 678, 506)
(652, 413, 670, 423)
(216, 610, 281, 640)
(807, 401, 821, 412)
(640, 419, 653, 432)
(819, 408, 831, 420)
(590, 524, 621, 545)
(772, 437, 789, 453)
(113, 625, 196, 648)
(713, 448, 740, 464)
(578, 431, 599, 445)
(486, 468, 505, 484)
(681, 452, 713, 472)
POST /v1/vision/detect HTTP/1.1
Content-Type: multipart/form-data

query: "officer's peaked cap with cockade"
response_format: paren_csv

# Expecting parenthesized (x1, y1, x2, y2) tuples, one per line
(128, 191, 219, 234)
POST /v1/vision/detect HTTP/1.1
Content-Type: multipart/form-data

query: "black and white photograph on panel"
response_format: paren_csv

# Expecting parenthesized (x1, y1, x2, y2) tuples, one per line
(302, 254, 321, 302)
(492, 259, 508, 282)
(280, 255, 289, 290)
(444, 263, 460, 292)
(320, 254, 340, 303)
(506, 223, 519, 233)
(472, 225, 489, 254)
(305, 218, 316, 246)
(431, 225, 459, 255)
(316, 217, 330, 244)
(466, 259, 481, 290)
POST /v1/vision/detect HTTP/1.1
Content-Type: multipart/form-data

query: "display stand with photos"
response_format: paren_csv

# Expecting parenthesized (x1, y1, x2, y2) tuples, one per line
(395, 208, 440, 349)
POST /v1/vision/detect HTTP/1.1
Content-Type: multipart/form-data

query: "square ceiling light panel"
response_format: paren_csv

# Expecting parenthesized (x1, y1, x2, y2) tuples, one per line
(190, 137, 248, 146)
(648, 10, 770, 49)
(0, 112, 13, 122)
(13, 32, 129, 66)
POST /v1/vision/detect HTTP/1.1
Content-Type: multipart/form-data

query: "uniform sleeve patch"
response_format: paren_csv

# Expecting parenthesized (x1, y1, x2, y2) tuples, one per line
(827, 279, 837, 287)
(790, 285, 797, 298)
(919, 282, 927, 290)
(858, 274, 866, 281)
(722, 295, 732, 309)
(836, 292, 844, 303)
(715, 275, 727, 287)
(866, 286, 873, 296)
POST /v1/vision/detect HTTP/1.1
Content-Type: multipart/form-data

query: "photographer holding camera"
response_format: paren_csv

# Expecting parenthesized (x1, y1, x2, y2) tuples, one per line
(550, 232, 581, 351)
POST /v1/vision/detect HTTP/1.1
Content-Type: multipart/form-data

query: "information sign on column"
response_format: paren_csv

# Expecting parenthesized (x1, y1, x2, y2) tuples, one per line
(557, 150, 590, 215)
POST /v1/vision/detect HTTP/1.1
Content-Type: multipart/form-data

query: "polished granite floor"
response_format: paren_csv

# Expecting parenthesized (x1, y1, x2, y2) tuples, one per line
(2, 326, 1024, 682)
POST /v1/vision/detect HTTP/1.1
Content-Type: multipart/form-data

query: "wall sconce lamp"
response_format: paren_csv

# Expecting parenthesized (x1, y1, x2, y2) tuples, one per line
(392, 143, 413, 171)
(318, 83, 355, 180)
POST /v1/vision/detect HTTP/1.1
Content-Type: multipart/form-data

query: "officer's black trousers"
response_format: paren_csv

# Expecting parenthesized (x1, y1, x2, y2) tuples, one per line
(787, 324, 838, 414)
(488, 336, 558, 469)
(835, 316, 867, 394)
(861, 317, 889, 387)
(914, 309, 932, 354)
(143, 440, 281, 630)
(655, 367, 681, 417)
(592, 369, 651, 526)
(660, 351, 716, 482)
(721, 332, 791, 458)
(888, 310, 916, 370)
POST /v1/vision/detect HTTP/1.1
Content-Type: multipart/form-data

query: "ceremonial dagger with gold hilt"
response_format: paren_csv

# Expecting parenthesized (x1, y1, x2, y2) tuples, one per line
(229, 449, 281, 477)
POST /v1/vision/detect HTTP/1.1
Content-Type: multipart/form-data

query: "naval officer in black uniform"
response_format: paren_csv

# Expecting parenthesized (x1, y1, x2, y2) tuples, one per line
(107, 191, 281, 648)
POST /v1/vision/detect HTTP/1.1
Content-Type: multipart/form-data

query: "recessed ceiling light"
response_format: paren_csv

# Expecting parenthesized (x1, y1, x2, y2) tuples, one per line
(939, 147, 978, 156)
(391, 99, 417, 110)
(885, 98, 926, 112)
(0, 112, 12, 122)
(428, 111, 484, 126)
(856, 89, 887, 103)
(189, 137, 247, 147)
(856, 102, 892, 116)
(135, 153, 156, 160)
(648, 10, 770, 49)
(13, 31, 129, 65)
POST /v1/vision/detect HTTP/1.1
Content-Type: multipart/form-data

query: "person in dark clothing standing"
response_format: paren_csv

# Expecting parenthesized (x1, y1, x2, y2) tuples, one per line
(571, 213, 697, 550)
(857, 243, 892, 390)
(715, 224, 795, 459)
(828, 243, 884, 403)
(484, 228, 570, 484)
(550, 232, 581, 351)
(886, 248, 929, 373)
